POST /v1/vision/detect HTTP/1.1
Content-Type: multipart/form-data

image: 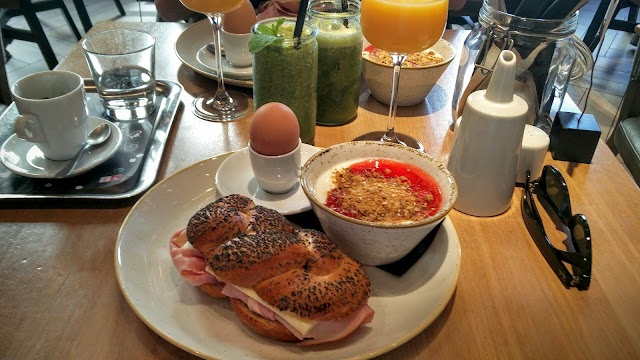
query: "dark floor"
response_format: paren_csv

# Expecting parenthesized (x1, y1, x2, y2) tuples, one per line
(2, 0, 638, 144)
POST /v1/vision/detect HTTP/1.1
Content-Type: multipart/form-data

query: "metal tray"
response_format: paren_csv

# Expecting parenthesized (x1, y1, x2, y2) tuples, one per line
(0, 79, 182, 206)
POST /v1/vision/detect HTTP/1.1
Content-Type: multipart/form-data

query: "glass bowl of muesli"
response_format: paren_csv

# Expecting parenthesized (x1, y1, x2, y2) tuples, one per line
(300, 141, 457, 266)
(362, 38, 456, 107)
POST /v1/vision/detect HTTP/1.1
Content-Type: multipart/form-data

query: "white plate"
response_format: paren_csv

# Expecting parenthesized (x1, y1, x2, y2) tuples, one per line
(176, 20, 254, 88)
(215, 144, 320, 215)
(115, 151, 462, 360)
(0, 116, 123, 179)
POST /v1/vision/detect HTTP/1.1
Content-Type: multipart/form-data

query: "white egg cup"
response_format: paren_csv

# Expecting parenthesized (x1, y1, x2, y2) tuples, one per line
(249, 138, 302, 194)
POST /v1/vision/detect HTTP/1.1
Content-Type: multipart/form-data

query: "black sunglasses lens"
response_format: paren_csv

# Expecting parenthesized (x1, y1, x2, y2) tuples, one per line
(572, 219, 587, 246)
(541, 167, 571, 221)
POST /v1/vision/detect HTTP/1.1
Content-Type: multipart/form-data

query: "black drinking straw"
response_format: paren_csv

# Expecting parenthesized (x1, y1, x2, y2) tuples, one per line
(341, 0, 349, 27)
(293, 0, 309, 46)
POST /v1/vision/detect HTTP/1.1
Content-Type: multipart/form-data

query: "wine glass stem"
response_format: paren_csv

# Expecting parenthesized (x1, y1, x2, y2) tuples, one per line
(207, 14, 234, 111)
(382, 53, 407, 143)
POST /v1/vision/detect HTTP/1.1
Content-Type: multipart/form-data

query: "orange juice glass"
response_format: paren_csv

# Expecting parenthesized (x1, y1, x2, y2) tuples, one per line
(361, 0, 448, 54)
(354, 0, 448, 150)
(180, 0, 245, 14)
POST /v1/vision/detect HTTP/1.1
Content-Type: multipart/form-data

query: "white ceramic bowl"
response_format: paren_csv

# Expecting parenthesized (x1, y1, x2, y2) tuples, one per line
(300, 141, 458, 266)
(362, 39, 456, 107)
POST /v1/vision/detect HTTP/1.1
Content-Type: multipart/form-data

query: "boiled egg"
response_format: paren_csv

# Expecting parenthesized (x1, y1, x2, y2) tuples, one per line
(250, 102, 300, 156)
(222, 0, 257, 34)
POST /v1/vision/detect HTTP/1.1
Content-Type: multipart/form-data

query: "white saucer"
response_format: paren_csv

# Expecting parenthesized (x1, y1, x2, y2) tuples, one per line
(175, 20, 254, 87)
(0, 116, 123, 179)
(215, 144, 321, 215)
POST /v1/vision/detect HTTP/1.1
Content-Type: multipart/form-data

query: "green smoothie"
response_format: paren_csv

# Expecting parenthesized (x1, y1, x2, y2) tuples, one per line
(251, 19, 318, 145)
(308, 1, 362, 126)
(316, 27, 362, 125)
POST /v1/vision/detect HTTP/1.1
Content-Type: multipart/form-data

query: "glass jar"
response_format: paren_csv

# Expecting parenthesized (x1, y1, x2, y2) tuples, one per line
(307, 0, 362, 126)
(452, 0, 593, 134)
(252, 19, 318, 144)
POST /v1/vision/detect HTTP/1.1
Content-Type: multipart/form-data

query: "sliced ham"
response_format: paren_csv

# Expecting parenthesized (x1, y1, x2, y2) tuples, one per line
(222, 283, 375, 345)
(169, 228, 221, 287)
(301, 304, 374, 345)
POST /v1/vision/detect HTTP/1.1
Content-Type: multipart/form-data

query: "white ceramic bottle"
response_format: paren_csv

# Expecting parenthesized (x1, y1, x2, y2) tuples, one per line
(447, 50, 528, 217)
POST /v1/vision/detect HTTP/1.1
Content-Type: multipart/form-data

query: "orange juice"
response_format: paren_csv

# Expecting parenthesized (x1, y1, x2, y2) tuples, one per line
(180, 0, 245, 14)
(361, 0, 448, 54)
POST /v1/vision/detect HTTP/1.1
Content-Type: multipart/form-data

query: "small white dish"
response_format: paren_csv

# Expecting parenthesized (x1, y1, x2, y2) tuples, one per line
(216, 143, 320, 215)
(176, 20, 254, 87)
(0, 116, 123, 179)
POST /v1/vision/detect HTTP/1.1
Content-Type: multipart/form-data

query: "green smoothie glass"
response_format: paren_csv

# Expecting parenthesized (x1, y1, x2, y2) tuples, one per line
(251, 19, 319, 145)
(308, 0, 362, 126)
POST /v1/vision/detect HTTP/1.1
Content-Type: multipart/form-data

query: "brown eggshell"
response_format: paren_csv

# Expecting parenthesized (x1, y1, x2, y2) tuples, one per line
(222, 0, 257, 34)
(249, 102, 300, 156)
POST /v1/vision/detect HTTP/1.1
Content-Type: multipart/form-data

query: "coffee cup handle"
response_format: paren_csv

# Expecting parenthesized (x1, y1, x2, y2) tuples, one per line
(14, 114, 45, 143)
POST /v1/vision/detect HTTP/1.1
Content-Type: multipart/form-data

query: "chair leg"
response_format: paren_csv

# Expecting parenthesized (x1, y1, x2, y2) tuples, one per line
(70, 0, 126, 32)
(22, 8, 57, 69)
(72, 0, 92, 32)
(113, 0, 126, 16)
(28, 2, 82, 39)
(628, 2, 638, 22)
(55, 0, 81, 40)
(583, 0, 612, 52)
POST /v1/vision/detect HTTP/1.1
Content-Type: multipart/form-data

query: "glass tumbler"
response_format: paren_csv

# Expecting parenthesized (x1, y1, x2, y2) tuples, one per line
(307, 0, 362, 126)
(82, 29, 156, 121)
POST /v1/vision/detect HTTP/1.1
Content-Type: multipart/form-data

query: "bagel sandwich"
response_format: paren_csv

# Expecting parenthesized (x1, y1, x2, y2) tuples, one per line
(169, 194, 374, 345)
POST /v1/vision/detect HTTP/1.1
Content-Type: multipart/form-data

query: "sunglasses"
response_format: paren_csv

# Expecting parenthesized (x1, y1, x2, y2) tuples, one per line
(521, 165, 592, 290)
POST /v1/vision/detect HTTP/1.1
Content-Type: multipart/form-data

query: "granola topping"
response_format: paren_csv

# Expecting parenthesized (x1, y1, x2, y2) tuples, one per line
(325, 159, 442, 223)
(364, 45, 445, 68)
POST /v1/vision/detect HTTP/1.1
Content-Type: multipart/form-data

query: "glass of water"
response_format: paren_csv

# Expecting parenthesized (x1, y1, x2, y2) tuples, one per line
(82, 29, 156, 121)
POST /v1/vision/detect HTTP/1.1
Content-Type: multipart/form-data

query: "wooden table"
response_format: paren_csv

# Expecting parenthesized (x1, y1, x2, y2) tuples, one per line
(1, 21, 639, 359)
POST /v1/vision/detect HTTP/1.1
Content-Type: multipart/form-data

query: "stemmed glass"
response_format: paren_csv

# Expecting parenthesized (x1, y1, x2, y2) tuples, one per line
(179, 0, 251, 121)
(355, 0, 449, 150)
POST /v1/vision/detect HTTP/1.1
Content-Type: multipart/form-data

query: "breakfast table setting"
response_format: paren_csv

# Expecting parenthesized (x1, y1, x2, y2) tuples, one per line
(2, 0, 640, 357)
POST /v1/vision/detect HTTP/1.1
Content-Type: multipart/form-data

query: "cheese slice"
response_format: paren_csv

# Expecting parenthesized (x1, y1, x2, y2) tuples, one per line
(204, 266, 317, 336)
(232, 285, 318, 336)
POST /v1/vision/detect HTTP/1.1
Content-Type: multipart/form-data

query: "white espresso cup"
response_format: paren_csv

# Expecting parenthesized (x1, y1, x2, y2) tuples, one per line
(221, 28, 252, 68)
(11, 71, 88, 161)
(249, 139, 302, 194)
